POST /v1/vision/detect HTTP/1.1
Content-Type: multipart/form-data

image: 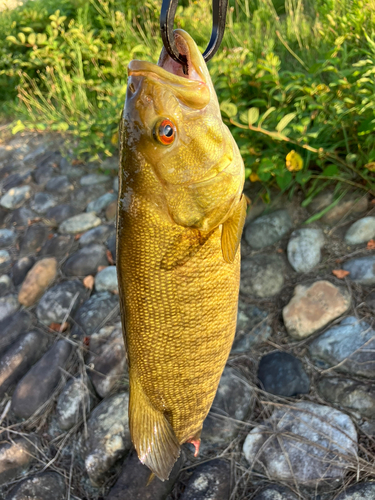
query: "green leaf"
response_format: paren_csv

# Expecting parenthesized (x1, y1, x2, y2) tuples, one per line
(258, 107, 276, 127)
(276, 171, 292, 190)
(295, 171, 311, 185)
(220, 101, 237, 118)
(27, 33, 36, 46)
(322, 164, 338, 176)
(6, 35, 18, 45)
(12, 120, 25, 135)
(248, 107, 259, 126)
(17, 32, 26, 44)
(276, 113, 297, 133)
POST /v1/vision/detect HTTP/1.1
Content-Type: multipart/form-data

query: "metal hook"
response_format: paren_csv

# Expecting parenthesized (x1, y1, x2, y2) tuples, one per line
(160, 0, 228, 67)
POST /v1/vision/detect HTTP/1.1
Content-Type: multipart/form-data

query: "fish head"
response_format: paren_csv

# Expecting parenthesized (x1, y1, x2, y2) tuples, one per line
(121, 29, 244, 232)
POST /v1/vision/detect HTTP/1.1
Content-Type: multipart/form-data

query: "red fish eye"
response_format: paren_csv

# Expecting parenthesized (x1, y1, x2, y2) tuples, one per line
(155, 119, 176, 145)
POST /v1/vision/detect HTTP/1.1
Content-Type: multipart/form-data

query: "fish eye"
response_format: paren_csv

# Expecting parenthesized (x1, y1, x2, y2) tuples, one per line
(154, 118, 176, 146)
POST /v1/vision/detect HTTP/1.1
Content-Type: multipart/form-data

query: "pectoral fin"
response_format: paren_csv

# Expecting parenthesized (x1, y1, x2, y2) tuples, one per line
(129, 376, 180, 481)
(221, 194, 247, 264)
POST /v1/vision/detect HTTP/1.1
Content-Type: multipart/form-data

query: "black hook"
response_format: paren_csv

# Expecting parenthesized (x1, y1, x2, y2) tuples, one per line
(160, 0, 228, 66)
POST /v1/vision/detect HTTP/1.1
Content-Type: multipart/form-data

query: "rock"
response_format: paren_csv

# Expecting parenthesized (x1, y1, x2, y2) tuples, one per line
(79, 224, 114, 247)
(8, 207, 35, 227)
(63, 244, 108, 277)
(180, 459, 230, 500)
(88, 323, 126, 397)
(19, 225, 49, 257)
(242, 402, 357, 487)
(283, 281, 350, 339)
(80, 174, 111, 186)
(320, 192, 368, 225)
(106, 233, 116, 261)
(335, 482, 375, 499)
(0, 186, 31, 209)
(56, 376, 94, 430)
(59, 212, 102, 234)
(232, 302, 271, 353)
(240, 254, 285, 298)
(345, 216, 375, 245)
(2, 172, 30, 193)
(71, 292, 119, 338)
(0, 294, 19, 322)
(40, 234, 73, 259)
(0, 275, 12, 297)
(72, 185, 109, 210)
(245, 210, 293, 249)
(12, 256, 35, 286)
(317, 376, 375, 419)
(258, 351, 310, 397)
(105, 200, 117, 221)
(0, 311, 33, 352)
(106, 450, 183, 500)
(23, 143, 49, 163)
(0, 249, 11, 271)
(36, 280, 88, 326)
(30, 192, 57, 214)
(343, 256, 375, 285)
(0, 207, 8, 226)
(46, 203, 77, 224)
(11, 340, 73, 419)
(309, 316, 375, 378)
(0, 437, 38, 486)
(113, 177, 119, 192)
(253, 485, 299, 500)
(366, 291, 375, 310)
(287, 228, 324, 273)
(18, 258, 58, 307)
(201, 367, 253, 451)
(45, 175, 73, 194)
(86, 192, 117, 214)
(82, 392, 131, 485)
(32, 165, 54, 185)
(5, 472, 66, 500)
(0, 228, 17, 248)
(0, 330, 48, 397)
(95, 266, 118, 293)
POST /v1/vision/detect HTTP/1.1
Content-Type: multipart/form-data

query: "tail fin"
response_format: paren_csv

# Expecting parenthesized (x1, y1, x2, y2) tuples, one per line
(129, 376, 180, 481)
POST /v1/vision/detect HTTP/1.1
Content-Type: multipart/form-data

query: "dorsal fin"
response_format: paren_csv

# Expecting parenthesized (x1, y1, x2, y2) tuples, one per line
(221, 195, 247, 264)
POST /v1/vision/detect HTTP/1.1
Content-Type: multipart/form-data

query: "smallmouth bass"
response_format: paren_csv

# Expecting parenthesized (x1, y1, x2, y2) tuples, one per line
(117, 29, 246, 481)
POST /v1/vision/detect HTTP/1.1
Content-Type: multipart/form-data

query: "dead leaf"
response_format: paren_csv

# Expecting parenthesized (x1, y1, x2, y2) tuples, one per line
(371, 199, 375, 205)
(106, 249, 114, 265)
(112, 289, 119, 295)
(49, 322, 68, 332)
(276, 248, 283, 253)
(367, 239, 375, 250)
(74, 232, 84, 241)
(97, 265, 107, 273)
(332, 269, 350, 279)
(83, 275, 95, 290)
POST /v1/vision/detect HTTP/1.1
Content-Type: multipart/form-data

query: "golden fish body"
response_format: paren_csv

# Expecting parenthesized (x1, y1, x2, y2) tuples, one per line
(117, 29, 246, 480)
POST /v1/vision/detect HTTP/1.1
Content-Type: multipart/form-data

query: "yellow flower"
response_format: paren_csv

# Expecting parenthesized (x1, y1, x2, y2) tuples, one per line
(250, 172, 260, 182)
(365, 162, 375, 172)
(286, 150, 303, 172)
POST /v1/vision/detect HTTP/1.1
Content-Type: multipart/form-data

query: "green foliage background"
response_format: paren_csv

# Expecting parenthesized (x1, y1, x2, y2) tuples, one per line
(1, 0, 375, 205)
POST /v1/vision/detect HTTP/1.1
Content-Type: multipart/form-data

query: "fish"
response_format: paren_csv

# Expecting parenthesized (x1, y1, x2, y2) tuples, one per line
(116, 28, 246, 481)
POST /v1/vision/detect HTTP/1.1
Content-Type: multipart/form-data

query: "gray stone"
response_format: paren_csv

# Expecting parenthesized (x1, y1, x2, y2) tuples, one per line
(71, 291, 119, 338)
(309, 191, 369, 225)
(0, 330, 48, 397)
(0, 311, 32, 352)
(309, 316, 375, 378)
(258, 351, 310, 397)
(11, 340, 73, 419)
(11, 256, 35, 286)
(82, 392, 131, 485)
(23, 143, 49, 163)
(0, 437, 38, 486)
(106, 233, 116, 261)
(240, 254, 285, 298)
(36, 280, 88, 325)
(79, 224, 114, 247)
(113, 176, 119, 192)
(45, 175, 73, 194)
(345, 217, 375, 245)
(253, 485, 298, 500)
(2, 172, 31, 193)
(40, 234, 73, 259)
(243, 402, 357, 487)
(201, 367, 253, 451)
(180, 459, 230, 500)
(32, 165, 54, 185)
(0, 249, 11, 270)
(0, 229, 17, 248)
(0, 186, 31, 209)
(245, 210, 292, 249)
(232, 302, 271, 353)
(8, 207, 35, 227)
(19, 225, 49, 257)
(0, 294, 19, 322)
(80, 174, 111, 186)
(95, 266, 118, 293)
(56, 376, 94, 430)
(86, 192, 117, 214)
(366, 291, 375, 311)
(317, 376, 375, 419)
(59, 212, 102, 234)
(88, 323, 126, 398)
(30, 192, 57, 214)
(46, 203, 77, 224)
(287, 228, 324, 273)
(72, 184, 109, 210)
(5, 471, 66, 500)
(343, 256, 375, 285)
(335, 482, 375, 499)
(63, 244, 108, 276)
(0, 275, 12, 297)
(106, 450, 183, 500)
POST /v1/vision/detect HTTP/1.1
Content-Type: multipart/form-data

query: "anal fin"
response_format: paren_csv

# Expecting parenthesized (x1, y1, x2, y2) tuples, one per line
(129, 377, 180, 481)
(221, 194, 248, 263)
